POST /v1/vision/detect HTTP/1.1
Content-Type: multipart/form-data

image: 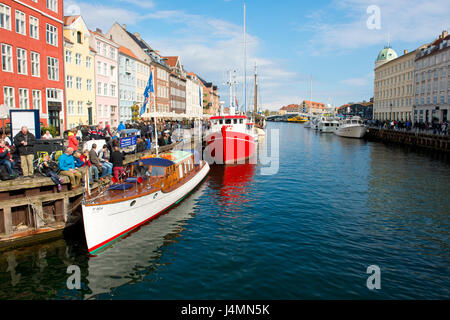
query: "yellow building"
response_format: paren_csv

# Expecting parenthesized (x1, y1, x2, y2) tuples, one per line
(373, 46, 415, 121)
(63, 16, 96, 129)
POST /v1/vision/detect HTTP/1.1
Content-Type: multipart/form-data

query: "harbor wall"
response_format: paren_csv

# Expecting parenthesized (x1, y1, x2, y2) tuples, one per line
(366, 128, 450, 153)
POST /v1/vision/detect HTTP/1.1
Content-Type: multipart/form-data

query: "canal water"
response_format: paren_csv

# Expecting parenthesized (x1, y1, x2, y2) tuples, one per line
(0, 122, 449, 299)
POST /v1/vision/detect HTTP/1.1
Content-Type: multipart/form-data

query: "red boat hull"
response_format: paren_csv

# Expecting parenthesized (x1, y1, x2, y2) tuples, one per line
(206, 126, 256, 164)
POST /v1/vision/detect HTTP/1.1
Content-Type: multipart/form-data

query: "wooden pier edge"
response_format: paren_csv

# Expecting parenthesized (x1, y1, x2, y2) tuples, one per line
(0, 141, 184, 252)
(365, 128, 450, 153)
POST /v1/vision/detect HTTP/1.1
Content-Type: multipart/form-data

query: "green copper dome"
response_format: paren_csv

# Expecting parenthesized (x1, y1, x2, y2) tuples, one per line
(376, 46, 398, 62)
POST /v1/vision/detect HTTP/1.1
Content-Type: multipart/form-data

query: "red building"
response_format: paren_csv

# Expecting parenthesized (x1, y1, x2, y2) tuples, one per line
(0, 0, 65, 134)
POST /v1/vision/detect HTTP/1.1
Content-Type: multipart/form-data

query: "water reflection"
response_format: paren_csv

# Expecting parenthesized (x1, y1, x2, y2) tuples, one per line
(208, 164, 256, 213)
(0, 183, 207, 300)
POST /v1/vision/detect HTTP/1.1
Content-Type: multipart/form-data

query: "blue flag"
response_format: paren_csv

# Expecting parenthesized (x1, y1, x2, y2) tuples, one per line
(140, 71, 154, 117)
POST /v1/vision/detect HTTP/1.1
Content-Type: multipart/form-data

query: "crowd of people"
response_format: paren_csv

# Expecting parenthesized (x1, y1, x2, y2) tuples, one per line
(367, 119, 450, 135)
(0, 119, 187, 190)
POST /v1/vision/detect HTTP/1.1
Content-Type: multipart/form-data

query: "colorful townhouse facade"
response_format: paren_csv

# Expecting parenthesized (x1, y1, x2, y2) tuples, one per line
(186, 72, 203, 117)
(90, 28, 120, 127)
(63, 15, 96, 129)
(118, 46, 137, 124)
(0, 0, 65, 133)
(165, 56, 186, 115)
(413, 31, 449, 124)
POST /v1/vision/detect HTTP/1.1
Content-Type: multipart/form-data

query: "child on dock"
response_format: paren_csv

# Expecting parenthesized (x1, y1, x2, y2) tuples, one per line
(40, 154, 64, 191)
(111, 146, 125, 180)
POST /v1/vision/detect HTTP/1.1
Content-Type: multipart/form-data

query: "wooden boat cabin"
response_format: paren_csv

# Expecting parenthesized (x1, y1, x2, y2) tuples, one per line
(84, 150, 202, 206)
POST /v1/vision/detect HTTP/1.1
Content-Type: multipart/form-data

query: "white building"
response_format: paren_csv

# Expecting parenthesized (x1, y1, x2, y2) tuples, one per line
(186, 73, 203, 117)
(413, 30, 450, 124)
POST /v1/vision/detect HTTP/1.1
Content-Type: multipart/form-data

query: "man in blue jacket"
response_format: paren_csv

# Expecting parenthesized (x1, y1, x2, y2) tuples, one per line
(58, 147, 82, 188)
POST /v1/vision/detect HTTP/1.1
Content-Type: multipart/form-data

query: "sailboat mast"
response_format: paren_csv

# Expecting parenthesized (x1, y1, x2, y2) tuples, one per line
(243, 2, 247, 114)
(309, 75, 312, 117)
(254, 63, 258, 116)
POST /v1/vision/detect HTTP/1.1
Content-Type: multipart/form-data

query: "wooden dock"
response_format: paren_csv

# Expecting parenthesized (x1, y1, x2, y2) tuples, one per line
(366, 128, 450, 153)
(0, 142, 182, 252)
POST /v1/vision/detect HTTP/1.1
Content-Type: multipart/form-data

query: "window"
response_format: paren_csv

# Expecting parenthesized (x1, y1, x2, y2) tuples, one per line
(97, 62, 101, 75)
(32, 90, 41, 111)
(103, 62, 107, 75)
(67, 101, 74, 115)
(1, 43, 13, 72)
(47, 0, 58, 13)
(102, 43, 106, 56)
(110, 47, 115, 60)
(86, 56, 91, 68)
(76, 77, 82, 90)
(15, 10, 25, 35)
(86, 79, 92, 91)
(3, 87, 14, 108)
(0, 4, 11, 30)
(47, 57, 59, 80)
(103, 83, 107, 96)
(98, 82, 102, 95)
(66, 75, 73, 88)
(46, 24, 58, 46)
(17, 48, 27, 75)
(76, 31, 82, 44)
(65, 50, 71, 63)
(110, 65, 115, 77)
(30, 51, 40, 77)
(19, 88, 29, 109)
(110, 84, 116, 97)
(29, 16, 39, 39)
(77, 101, 83, 115)
(75, 53, 81, 65)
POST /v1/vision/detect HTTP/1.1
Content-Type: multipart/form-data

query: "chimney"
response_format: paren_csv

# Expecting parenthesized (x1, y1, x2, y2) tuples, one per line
(96, 28, 102, 34)
(134, 32, 141, 40)
(404, 49, 408, 54)
(122, 24, 127, 30)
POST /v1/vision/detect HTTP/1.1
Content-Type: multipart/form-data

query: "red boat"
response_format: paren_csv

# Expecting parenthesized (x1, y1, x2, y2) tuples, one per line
(205, 114, 257, 165)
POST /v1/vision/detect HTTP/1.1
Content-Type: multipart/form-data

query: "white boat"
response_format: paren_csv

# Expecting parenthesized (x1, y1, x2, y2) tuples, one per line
(318, 116, 339, 133)
(81, 150, 210, 254)
(334, 116, 367, 138)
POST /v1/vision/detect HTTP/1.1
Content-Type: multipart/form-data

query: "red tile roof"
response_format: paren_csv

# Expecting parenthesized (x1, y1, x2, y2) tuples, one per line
(164, 56, 179, 68)
(118, 46, 137, 59)
(63, 15, 80, 26)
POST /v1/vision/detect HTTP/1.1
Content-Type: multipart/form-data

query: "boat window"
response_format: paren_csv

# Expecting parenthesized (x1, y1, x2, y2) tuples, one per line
(219, 119, 223, 124)
(352, 120, 358, 124)
(225, 119, 232, 124)
(151, 166, 165, 177)
(233, 119, 238, 124)
(240, 119, 243, 124)
(179, 164, 184, 178)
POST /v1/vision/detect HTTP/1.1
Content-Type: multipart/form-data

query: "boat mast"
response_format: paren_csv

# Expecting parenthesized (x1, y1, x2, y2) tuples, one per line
(309, 74, 312, 117)
(254, 63, 258, 117)
(243, 2, 247, 115)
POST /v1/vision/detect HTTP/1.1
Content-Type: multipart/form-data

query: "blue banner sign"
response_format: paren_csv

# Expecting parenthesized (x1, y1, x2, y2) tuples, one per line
(120, 136, 137, 148)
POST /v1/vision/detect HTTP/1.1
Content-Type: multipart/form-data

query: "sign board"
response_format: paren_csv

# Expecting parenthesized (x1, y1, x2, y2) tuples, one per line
(120, 136, 137, 148)
(83, 140, 106, 153)
(10, 109, 41, 140)
(0, 104, 9, 119)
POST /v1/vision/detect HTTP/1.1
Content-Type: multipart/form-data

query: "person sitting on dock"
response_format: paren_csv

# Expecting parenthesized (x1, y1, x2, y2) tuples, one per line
(58, 147, 82, 189)
(0, 139, 15, 178)
(81, 149, 98, 183)
(89, 144, 109, 180)
(40, 154, 63, 191)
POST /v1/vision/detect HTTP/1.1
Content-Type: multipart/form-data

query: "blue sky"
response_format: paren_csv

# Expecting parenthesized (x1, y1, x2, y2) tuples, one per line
(65, 0, 450, 111)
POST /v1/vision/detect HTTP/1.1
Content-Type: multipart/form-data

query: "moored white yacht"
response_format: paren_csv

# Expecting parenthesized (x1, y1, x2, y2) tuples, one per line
(334, 116, 367, 138)
(318, 115, 339, 133)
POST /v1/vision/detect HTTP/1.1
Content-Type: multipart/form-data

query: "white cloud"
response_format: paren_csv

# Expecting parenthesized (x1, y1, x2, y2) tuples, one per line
(301, 0, 450, 54)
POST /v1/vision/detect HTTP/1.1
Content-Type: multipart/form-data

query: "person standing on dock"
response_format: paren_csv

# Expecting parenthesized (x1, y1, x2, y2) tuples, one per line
(13, 126, 36, 178)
